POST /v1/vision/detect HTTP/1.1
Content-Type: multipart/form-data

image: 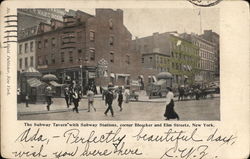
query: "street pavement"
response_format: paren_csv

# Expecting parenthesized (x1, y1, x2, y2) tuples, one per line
(17, 92, 220, 121)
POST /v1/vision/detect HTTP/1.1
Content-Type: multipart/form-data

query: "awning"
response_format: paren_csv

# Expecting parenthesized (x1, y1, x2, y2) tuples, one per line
(139, 75, 144, 79)
(155, 79, 166, 85)
(184, 75, 188, 78)
(42, 74, 58, 81)
(27, 78, 44, 87)
(116, 73, 130, 77)
(50, 81, 64, 87)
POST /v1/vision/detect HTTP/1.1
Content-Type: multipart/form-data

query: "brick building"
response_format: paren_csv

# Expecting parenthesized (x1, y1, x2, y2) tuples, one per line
(181, 33, 217, 82)
(34, 9, 140, 91)
(133, 32, 200, 87)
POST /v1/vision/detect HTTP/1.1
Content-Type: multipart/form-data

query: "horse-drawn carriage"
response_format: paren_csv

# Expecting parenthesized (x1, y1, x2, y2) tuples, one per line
(146, 72, 173, 99)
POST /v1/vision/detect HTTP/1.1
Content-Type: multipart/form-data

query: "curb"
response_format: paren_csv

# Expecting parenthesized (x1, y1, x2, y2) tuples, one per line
(18, 108, 89, 116)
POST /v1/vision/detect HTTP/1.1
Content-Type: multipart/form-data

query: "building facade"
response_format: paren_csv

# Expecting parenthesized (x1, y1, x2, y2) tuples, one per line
(200, 30, 220, 79)
(133, 32, 199, 87)
(181, 33, 216, 82)
(17, 26, 38, 72)
(34, 9, 140, 91)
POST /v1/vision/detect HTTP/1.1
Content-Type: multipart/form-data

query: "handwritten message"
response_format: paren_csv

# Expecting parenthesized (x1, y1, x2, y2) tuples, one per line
(12, 123, 237, 159)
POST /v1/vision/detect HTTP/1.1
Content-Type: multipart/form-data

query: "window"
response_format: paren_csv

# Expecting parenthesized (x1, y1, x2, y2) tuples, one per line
(45, 55, 48, 65)
(126, 55, 130, 64)
(110, 52, 114, 63)
(51, 53, 55, 64)
(38, 56, 42, 65)
(171, 51, 174, 57)
(78, 49, 82, 62)
(19, 44, 22, 54)
(77, 31, 82, 40)
(51, 38, 56, 47)
(25, 43, 28, 53)
(109, 19, 113, 30)
(30, 56, 33, 67)
(61, 52, 65, 63)
(141, 58, 144, 63)
(19, 58, 22, 69)
(44, 39, 48, 48)
(69, 51, 73, 62)
(25, 57, 28, 68)
(38, 41, 42, 49)
(90, 31, 95, 41)
(109, 36, 114, 46)
(149, 57, 153, 62)
(90, 49, 95, 61)
(30, 42, 33, 52)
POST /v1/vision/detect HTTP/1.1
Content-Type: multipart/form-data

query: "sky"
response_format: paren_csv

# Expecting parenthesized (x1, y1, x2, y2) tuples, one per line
(76, 8, 219, 39)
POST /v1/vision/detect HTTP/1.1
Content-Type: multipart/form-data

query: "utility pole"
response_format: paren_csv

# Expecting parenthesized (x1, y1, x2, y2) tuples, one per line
(199, 9, 202, 34)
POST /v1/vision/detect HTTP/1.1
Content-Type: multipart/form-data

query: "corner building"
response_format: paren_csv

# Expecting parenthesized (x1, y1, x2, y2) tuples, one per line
(35, 9, 140, 91)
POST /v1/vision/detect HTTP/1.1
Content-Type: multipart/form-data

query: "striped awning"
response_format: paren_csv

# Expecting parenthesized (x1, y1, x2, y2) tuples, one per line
(50, 81, 64, 87)
(27, 78, 44, 87)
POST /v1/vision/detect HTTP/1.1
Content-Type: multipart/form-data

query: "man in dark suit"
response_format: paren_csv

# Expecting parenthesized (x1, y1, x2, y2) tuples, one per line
(64, 87, 70, 108)
(45, 86, 53, 111)
(104, 86, 114, 117)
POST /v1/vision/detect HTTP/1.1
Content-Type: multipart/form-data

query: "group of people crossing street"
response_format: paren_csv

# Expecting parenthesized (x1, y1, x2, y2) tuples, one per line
(44, 83, 124, 117)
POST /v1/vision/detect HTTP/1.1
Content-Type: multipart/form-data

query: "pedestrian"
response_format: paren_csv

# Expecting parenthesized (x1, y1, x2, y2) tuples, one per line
(45, 86, 53, 111)
(87, 88, 96, 112)
(178, 85, 184, 101)
(25, 94, 29, 107)
(104, 85, 114, 117)
(164, 87, 179, 120)
(72, 88, 80, 113)
(69, 86, 73, 105)
(117, 89, 123, 111)
(64, 87, 70, 108)
(195, 88, 201, 100)
(124, 86, 130, 103)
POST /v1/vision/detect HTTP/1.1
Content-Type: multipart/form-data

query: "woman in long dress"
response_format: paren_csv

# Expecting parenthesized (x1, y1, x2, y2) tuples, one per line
(164, 87, 179, 120)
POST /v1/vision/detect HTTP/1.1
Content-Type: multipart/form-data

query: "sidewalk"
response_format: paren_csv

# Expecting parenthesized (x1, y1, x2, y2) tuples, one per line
(17, 98, 89, 116)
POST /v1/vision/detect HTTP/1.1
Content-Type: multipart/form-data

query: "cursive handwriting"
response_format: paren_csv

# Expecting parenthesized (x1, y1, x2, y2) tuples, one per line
(12, 144, 47, 158)
(15, 128, 48, 143)
(207, 128, 237, 145)
(53, 146, 78, 159)
(12, 127, 238, 158)
(133, 127, 203, 150)
(63, 127, 126, 147)
(160, 144, 208, 159)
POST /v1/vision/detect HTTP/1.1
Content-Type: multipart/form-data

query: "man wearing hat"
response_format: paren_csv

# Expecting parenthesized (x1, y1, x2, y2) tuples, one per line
(104, 85, 115, 117)
(45, 86, 53, 111)
(64, 87, 70, 108)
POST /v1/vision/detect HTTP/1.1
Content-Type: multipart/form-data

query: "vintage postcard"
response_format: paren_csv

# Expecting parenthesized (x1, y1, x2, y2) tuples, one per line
(1, 0, 249, 158)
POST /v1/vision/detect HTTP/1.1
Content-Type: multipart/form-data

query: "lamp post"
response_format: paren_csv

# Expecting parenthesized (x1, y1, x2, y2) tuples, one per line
(79, 57, 89, 94)
(80, 64, 83, 94)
